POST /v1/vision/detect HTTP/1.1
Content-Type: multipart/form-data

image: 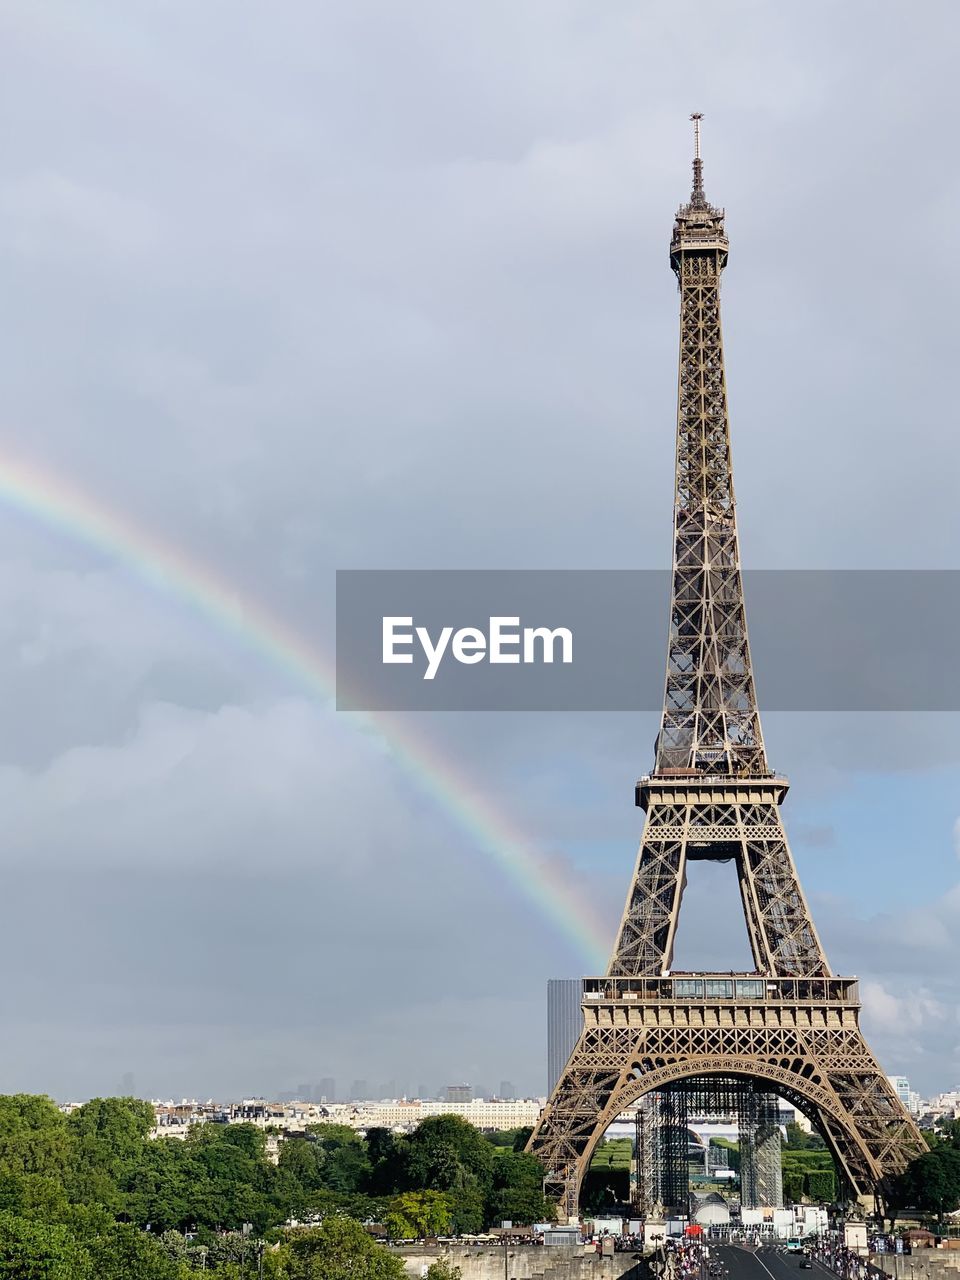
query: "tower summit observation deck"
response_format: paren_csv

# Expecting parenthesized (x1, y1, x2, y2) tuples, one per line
(670, 113, 729, 258)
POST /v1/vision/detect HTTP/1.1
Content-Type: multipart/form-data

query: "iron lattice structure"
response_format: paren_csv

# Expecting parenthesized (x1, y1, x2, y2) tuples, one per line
(527, 117, 926, 1220)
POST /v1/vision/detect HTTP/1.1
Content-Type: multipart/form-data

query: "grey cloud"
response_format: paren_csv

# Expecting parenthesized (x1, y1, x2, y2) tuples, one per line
(0, 0, 957, 1097)
(0, 696, 569, 1097)
(810, 885, 960, 1093)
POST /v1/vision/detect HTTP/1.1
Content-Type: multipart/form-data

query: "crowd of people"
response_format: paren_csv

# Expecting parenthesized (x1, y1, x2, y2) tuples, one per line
(649, 1237, 717, 1277)
(452, 1233, 543, 1246)
(811, 1237, 895, 1280)
(429, 1223, 931, 1271)
(611, 1231, 646, 1253)
(869, 1235, 909, 1255)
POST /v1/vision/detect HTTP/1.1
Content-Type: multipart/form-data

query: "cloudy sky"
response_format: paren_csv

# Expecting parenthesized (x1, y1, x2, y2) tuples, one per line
(0, 1, 958, 1104)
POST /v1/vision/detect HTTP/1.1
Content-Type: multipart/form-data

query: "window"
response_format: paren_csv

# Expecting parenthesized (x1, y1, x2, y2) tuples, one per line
(674, 979, 704, 998)
(704, 979, 734, 998)
(736, 979, 765, 999)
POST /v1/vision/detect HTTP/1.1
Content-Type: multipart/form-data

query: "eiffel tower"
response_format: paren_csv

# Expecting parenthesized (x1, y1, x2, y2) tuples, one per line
(527, 115, 926, 1220)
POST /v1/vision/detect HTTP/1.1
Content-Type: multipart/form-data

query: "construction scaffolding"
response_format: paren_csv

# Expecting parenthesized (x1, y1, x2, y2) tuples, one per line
(738, 1087, 784, 1209)
(632, 1076, 784, 1214)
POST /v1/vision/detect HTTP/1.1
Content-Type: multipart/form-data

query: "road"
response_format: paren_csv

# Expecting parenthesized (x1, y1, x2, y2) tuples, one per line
(713, 1244, 833, 1280)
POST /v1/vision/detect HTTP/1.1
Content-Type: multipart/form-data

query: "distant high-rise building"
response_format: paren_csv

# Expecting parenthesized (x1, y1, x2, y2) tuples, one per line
(887, 1075, 921, 1115)
(319, 1077, 336, 1103)
(119, 1072, 136, 1097)
(888, 1075, 910, 1104)
(446, 1084, 472, 1103)
(547, 979, 582, 1095)
(350, 1080, 368, 1102)
(498, 1081, 516, 1100)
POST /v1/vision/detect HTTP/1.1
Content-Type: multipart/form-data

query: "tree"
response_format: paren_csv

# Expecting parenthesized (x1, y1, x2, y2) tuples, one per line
(784, 1123, 825, 1151)
(783, 1170, 805, 1203)
(183, 1124, 277, 1232)
(483, 1129, 530, 1152)
(781, 1143, 837, 1205)
(274, 1138, 326, 1220)
(385, 1191, 453, 1239)
(447, 1186, 484, 1235)
(216, 1123, 268, 1162)
(322, 1143, 370, 1194)
(487, 1151, 550, 1227)
(581, 1136, 632, 1211)
(805, 1169, 836, 1203)
(936, 1119, 960, 1149)
(896, 1147, 960, 1229)
(0, 1097, 73, 1183)
(0, 1212, 91, 1280)
(67, 1098, 154, 1212)
(0, 1174, 69, 1223)
(307, 1125, 371, 1195)
(487, 1185, 549, 1228)
(305, 1123, 358, 1143)
(61, 1202, 116, 1242)
(404, 1117, 492, 1196)
(425, 1261, 462, 1280)
(511, 1128, 534, 1153)
(155, 1231, 191, 1266)
(365, 1129, 409, 1195)
(123, 1137, 199, 1232)
(190, 1229, 265, 1270)
(301, 1189, 388, 1225)
(366, 1129, 400, 1165)
(270, 1218, 406, 1280)
(84, 1224, 180, 1280)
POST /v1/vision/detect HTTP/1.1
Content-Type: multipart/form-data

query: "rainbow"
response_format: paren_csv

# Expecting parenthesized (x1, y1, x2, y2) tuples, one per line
(0, 450, 611, 969)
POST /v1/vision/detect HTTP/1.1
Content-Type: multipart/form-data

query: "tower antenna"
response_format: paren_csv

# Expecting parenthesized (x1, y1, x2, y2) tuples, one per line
(690, 111, 705, 205)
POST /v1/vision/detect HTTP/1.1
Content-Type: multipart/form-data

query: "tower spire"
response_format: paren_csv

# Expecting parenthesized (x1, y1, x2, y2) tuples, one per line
(690, 111, 705, 206)
(663, 115, 754, 777)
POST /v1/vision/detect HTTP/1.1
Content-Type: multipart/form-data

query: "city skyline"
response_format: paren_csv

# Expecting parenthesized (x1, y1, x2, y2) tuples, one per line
(0, 1, 958, 1101)
(53, 1062, 960, 1114)
(57, 1073, 960, 1111)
